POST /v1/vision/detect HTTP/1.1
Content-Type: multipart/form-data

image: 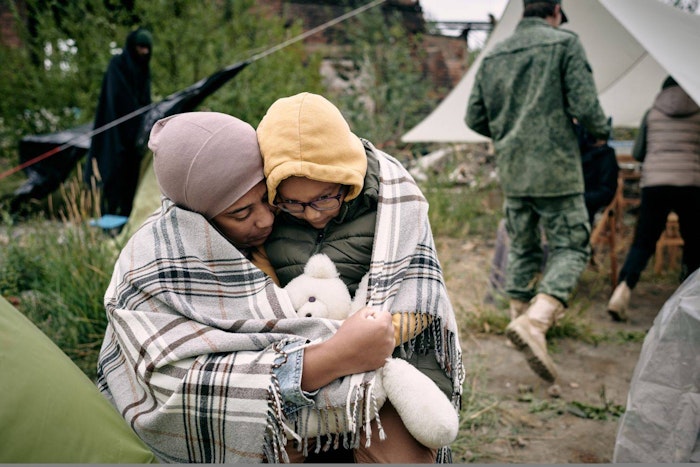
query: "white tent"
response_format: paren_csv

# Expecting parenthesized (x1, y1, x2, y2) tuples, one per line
(403, 0, 700, 143)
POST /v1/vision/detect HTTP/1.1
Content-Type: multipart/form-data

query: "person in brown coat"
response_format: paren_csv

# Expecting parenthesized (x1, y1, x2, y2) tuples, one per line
(607, 76, 700, 321)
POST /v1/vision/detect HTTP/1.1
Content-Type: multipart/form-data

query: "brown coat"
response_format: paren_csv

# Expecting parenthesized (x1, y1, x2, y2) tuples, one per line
(636, 85, 700, 188)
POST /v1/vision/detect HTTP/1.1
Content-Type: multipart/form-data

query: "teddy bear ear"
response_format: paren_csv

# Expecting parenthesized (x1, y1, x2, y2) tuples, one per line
(304, 253, 340, 279)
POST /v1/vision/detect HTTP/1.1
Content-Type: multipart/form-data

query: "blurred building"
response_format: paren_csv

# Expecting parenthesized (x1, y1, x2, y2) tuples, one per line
(1, 0, 492, 95)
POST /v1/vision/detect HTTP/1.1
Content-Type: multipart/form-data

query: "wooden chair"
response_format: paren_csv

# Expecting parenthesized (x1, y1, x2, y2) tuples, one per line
(615, 154, 642, 211)
(654, 212, 684, 274)
(589, 154, 642, 289)
(590, 184, 622, 289)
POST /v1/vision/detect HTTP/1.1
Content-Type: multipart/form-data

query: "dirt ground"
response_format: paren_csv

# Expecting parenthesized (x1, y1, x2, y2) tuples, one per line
(436, 233, 681, 464)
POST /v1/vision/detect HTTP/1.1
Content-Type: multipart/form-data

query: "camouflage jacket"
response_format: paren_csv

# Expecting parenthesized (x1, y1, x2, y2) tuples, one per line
(466, 17, 610, 197)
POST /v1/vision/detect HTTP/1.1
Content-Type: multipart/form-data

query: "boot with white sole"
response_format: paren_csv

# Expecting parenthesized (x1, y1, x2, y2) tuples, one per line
(607, 281, 631, 322)
(505, 293, 562, 383)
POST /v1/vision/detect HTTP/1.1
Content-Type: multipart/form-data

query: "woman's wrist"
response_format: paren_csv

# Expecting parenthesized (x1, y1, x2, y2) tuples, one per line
(300, 339, 345, 392)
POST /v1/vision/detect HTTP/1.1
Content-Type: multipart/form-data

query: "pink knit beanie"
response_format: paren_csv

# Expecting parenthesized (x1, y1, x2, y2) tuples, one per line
(148, 112, 263, 219)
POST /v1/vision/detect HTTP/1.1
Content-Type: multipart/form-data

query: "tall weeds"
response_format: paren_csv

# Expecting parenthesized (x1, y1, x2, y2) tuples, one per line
(419, 176, 502, 239)
(0, 172, 118, 379)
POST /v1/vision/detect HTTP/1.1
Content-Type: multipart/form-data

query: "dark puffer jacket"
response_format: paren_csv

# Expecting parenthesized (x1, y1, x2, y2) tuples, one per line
(264, 145, 380, 296)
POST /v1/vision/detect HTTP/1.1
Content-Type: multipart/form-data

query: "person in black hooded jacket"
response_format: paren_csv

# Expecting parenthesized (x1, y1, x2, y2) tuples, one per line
(83, 27, 152, 219)
(574, 119, 619, 225)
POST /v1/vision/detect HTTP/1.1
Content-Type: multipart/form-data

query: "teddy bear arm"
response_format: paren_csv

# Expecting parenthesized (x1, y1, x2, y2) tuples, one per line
(379, 358, 459, 449)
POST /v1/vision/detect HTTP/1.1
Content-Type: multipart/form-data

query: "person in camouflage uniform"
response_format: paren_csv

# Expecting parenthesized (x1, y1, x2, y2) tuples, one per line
(466, 0, 610, 383)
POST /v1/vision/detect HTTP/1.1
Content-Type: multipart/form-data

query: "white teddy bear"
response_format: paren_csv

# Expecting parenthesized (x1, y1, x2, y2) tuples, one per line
(284, 253, 459, 449)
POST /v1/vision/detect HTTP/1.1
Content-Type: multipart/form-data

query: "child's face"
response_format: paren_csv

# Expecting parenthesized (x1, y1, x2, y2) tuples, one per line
(211, 181, 275, 249)
(276, 177, 345, 230)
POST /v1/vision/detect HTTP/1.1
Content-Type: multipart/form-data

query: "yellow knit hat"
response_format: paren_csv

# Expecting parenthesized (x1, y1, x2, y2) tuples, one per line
(257, 92, 367, 203)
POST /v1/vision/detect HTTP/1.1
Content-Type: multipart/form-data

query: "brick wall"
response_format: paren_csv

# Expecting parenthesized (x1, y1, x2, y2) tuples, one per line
(0, 3, 22, 48)
(422, 34, 470, 91)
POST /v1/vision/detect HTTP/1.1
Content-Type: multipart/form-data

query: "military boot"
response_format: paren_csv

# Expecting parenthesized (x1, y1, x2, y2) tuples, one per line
(509, 299, 529, 321)
(607, 281, 631, 322)
(505, 298, 530, 347)
(505, 293, 562, 383)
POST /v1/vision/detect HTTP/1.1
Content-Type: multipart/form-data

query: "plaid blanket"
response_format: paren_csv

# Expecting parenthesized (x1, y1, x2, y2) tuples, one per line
(97, 149, 464, 463)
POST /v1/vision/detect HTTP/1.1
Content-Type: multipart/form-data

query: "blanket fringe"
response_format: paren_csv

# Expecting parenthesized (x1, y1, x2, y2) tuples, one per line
(283, 378, 383, 456)
(437, 446, 453, 463)
(265, 376, 291, 463)
(396, 315, 465, 410)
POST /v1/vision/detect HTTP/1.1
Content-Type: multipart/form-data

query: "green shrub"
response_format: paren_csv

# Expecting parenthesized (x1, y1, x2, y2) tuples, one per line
(1, 219, 118, 379)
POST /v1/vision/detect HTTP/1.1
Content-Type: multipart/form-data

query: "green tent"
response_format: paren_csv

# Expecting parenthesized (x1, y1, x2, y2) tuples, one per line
(0, 295, 158, 463)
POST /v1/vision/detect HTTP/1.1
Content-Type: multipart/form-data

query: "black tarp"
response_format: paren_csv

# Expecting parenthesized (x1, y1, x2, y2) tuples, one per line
(11, 60, 250, 209)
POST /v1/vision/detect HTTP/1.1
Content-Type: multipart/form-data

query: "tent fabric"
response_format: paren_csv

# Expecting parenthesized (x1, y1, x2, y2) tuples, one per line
(402, 0, 700, 143)
(0, 295, 158, 463)
(612, 268, 700, 463)
(116, 151, 162, 242)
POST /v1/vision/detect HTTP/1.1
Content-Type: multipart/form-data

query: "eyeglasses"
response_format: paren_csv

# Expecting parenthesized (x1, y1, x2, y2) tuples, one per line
(274, 186, 346, 214)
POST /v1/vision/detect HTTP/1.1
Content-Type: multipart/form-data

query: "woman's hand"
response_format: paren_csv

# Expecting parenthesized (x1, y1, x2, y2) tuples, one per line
(300, 307, 394, 392)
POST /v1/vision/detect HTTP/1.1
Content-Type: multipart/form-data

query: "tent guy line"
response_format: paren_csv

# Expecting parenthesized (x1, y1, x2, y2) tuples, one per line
(0, 0, 387, 184)
(0, 99, 162, 181)
(597, 51, 649, 97)
(249, 0, 385, 63)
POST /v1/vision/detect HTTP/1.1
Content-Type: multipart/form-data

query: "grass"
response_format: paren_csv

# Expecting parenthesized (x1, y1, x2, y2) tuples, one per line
(452, 353, 505, 463)
(418, 144, 503, 239)
(451, 344, 627, 463)
(425, 183, 502, 239)
(0, 172, 119, 379)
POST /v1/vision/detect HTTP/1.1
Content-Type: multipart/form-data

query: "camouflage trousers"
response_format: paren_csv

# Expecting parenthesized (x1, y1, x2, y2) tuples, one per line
(504, 194, 591, 306)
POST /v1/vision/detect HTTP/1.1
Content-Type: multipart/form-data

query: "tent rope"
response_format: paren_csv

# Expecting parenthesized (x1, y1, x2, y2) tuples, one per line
(597, 50, 650, 96)
(249, 0, 385, 63)
(0, 0, 387, 182)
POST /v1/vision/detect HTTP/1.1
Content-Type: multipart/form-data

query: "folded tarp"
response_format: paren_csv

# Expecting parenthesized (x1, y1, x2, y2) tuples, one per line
(613, 269, 700, 463)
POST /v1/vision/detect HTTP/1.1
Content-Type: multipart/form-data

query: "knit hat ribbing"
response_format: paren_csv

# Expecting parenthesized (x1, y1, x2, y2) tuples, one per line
(149, 112, 263, 219)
